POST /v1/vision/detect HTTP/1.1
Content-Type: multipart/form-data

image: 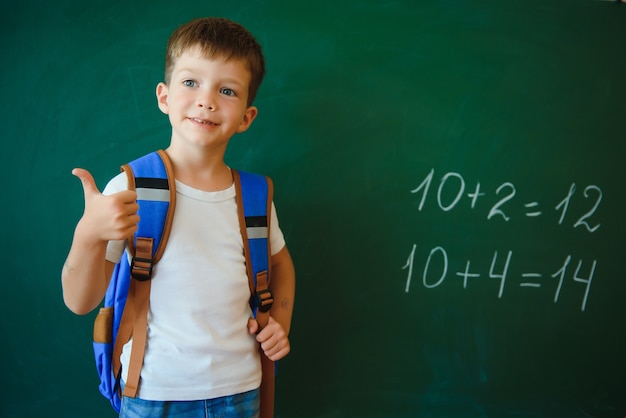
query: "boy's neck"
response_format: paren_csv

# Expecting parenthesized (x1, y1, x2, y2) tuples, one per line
(164, 145, 233, 192)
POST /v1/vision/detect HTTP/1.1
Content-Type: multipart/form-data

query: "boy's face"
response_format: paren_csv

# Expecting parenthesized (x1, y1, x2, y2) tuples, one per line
(156, 46, 258, 151)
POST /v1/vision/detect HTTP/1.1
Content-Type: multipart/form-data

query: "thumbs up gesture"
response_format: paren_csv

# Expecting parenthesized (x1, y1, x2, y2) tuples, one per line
(72, 168, 140, 242)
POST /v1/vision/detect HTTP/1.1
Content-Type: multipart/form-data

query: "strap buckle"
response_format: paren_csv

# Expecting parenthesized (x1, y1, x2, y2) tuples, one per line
(130, 257, 154, 281)
(253, 289, 274, 313)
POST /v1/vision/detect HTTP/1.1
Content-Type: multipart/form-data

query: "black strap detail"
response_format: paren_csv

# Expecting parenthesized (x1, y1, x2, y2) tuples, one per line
(245, 216, 268, 228)
(135, 177, 169, 190)
(130, 257, 154, 281)
(253, 289, 274, 313)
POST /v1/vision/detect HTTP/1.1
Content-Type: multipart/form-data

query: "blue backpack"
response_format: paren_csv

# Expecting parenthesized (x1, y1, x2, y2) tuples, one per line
(92, 150, 276, 416)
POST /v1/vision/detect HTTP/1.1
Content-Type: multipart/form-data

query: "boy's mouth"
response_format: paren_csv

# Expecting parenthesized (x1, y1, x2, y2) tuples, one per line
(190, 117, 217, 125)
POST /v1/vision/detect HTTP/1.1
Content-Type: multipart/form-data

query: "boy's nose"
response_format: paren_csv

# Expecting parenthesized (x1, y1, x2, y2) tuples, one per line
(197, 92, 217, 111)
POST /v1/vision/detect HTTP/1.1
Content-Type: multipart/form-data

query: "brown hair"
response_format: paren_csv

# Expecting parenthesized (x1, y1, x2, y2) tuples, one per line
(164, 17, 266, 106)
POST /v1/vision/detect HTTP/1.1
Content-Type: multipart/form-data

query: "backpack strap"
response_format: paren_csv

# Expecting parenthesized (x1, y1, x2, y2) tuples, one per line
(233, 169, 275, 418)
(112, 150, 176, 399)
(234, 170, 274, 316)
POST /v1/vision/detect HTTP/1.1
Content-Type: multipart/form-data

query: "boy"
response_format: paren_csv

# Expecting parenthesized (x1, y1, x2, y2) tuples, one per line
(62, 17, 295, 417)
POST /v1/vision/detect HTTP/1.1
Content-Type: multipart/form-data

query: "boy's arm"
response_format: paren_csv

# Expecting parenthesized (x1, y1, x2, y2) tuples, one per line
(269, 246, 296, 335)
(63, 243, 116, 315)
(251, 245, 295, 361)
(62, 168, 138, 315)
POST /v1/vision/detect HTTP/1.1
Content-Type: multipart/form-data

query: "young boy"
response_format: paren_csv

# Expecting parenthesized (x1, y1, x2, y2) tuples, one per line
(62, 17, 295, 417)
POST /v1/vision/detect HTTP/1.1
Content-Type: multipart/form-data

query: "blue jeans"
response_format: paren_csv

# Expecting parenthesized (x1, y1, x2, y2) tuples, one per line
(119, 388, 260, 418)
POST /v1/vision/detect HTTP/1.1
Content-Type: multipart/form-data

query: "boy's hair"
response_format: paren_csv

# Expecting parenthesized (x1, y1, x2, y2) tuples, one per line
(164, 17, 266, 106)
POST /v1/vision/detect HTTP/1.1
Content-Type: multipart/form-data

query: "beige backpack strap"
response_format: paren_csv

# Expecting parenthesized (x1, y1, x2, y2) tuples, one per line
(257, 270, 275, 418)
(258, 176, 275, 418)
(121, 238, 153, 398)
(113, 150, 176, 399)
(233, 169, 275, 418)
(260, 176, 275, 418)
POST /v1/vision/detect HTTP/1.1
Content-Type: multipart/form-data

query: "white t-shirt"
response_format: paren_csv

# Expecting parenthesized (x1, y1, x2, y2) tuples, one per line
(103, 171, 286, 401)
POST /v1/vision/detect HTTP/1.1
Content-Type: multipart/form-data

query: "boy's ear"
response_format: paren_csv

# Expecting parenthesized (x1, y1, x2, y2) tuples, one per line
(156, 82, 169, 114)
(237, 106, 258, 133)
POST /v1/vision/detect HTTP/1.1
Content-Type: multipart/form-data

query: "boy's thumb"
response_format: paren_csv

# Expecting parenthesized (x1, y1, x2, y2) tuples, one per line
(247, 318, 260, 335)
(72, 168, 100, 197)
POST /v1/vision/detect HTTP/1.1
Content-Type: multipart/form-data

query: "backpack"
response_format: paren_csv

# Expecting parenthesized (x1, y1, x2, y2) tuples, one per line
(92, 150, 276, 417)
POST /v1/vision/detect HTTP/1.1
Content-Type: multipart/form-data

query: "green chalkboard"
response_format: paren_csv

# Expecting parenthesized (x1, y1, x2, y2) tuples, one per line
(3, 0, 625, 417)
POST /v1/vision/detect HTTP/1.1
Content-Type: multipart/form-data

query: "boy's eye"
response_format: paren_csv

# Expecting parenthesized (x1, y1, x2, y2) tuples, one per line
(220, 88, 236, 96)
(183, 80, 197, 87)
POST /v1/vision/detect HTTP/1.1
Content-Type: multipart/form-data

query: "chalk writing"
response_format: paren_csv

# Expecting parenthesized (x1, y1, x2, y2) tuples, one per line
(403, 245, 595, 311)
(403, 169, 603, 312)
(410, 169, 602, 232)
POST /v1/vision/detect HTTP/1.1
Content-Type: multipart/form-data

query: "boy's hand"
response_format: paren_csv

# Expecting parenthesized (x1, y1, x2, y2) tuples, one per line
(72, 168, 140, 242)
(247, 316, 291, 361)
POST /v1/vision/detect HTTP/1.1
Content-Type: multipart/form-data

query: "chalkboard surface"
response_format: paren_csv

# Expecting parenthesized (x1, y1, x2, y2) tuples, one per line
(3, 0, 625, 417)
